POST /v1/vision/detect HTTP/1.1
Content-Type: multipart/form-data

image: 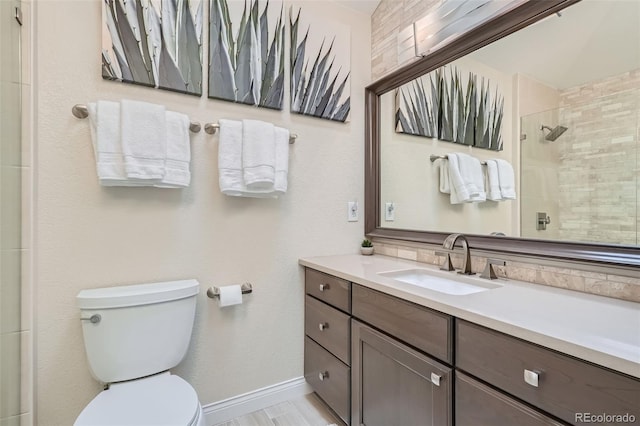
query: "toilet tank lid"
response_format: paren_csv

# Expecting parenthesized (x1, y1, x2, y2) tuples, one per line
(77, 279, 200, 309)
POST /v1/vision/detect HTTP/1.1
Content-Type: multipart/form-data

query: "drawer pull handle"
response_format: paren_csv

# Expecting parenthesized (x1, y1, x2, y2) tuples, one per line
(318, 371, 329, 381)
(524, 369, 540, 387)
(319, 283, 330, 292)
(318, 322, 329, 331)
(430, 372, 441, 386)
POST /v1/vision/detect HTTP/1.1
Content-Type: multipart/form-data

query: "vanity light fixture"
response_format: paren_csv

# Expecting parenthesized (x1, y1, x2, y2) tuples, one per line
(412, 0, 527, 57)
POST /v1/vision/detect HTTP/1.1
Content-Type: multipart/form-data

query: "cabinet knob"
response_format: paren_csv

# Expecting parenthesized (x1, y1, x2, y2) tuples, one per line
(319, 283, 330, 292)
(318, 371, 329, 381)
(524, 369, 540, 387)
(430, 372, 441, 386)
(318, 322, 329, 331)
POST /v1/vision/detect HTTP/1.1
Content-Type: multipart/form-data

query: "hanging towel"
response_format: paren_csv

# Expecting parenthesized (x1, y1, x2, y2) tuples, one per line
(495, 158, 516, 199)
(87, 101, 129, 186)
(447, 153, 485, 204)
(218, 119, 245, 196)
(120, 99, 167, 181)
(485, 160, 503, 201)
(241, 119, 276, 189)
(273, 126, 290, 195)
(438, 159, 451, 194)
(155, 111, 191, 188)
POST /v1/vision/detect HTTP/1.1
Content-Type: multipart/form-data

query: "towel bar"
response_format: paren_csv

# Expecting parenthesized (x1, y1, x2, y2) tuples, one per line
(72, 104, 202, 133)
(430, 154, 487, 165)
(206, 282, 253, 299)
(204, 122, 297, 144)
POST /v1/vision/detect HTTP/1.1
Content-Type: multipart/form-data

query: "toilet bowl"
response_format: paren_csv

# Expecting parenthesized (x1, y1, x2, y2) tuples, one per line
(75, 373, 205, 426)
(74, 280, 204, 426)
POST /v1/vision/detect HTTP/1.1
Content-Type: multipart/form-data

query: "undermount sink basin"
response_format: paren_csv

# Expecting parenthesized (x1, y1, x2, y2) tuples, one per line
(378, 268, 502, 295)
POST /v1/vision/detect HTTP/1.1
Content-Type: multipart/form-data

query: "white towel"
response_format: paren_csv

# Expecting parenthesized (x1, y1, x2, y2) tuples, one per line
(121, 100, 167, 181)
(438, 159, 451, 194)
(242, 119, 275, 189)
(273, 126, 290, 195)
(88, 101, 129, 186)
(218, 119, 245, 196)
(155, 111, 191, 188)
(495, 158, 516, 199)
(447, 153, 485, 204)
(485, 160, 502, 201)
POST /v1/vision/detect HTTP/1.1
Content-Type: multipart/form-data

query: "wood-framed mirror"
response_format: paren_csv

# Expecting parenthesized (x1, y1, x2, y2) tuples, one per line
(365, 0, 640, 270)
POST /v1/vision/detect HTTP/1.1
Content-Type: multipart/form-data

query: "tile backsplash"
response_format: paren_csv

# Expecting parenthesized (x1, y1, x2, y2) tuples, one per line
(373, 239, 640, 303)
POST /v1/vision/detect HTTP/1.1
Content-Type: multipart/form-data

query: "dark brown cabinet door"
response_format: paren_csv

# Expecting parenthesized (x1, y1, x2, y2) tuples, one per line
(456, 372, 568, 426)
(351, 320, 452, 426)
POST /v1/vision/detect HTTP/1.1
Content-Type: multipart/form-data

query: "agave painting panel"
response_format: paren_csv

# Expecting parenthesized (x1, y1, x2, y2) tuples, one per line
(209, 0, 285, 110)
(395, 64, 504, 151)
(102, 0, 203, 96)
(289, 4, 351, 122)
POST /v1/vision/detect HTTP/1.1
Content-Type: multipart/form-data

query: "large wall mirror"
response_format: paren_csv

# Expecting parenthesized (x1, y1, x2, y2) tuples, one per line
(365, 0, 640, 268)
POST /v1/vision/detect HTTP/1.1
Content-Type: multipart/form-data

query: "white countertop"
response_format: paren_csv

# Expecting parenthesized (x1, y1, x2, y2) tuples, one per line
(299, 254, 640, 379)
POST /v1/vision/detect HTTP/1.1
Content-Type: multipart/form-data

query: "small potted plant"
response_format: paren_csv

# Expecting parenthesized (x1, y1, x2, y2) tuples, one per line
(360, 239, 374, 255)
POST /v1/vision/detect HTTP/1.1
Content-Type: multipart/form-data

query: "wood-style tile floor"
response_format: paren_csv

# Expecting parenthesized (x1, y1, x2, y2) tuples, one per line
(212, 393, 343, 426)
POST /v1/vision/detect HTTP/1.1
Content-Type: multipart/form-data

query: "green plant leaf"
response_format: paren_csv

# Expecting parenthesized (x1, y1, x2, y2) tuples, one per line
(176, 0, 202, 94)
(161, 0, 178, 60)
(209, 0, 236, 100)
(158, 32, 187, 90)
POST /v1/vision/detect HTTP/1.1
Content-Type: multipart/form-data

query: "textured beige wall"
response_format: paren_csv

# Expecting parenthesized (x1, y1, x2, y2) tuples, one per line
(33, 1, 370, 424)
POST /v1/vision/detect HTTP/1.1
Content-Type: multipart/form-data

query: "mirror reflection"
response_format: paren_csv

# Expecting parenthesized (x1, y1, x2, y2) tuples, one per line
(379, 0, 639, 246)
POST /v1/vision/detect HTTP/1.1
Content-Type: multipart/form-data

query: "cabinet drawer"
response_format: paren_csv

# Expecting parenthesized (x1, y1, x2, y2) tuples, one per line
(305, 295, 350, 364)
(457, 320, 640, 425)
(305, 336, 350, 424)
(456, 372, 567, 426)
(352, 284, 452, 363)
(305, 268, 351, 313)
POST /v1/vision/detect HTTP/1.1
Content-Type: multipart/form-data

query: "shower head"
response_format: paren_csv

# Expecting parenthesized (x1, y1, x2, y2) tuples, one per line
(541, 124, 568, 141)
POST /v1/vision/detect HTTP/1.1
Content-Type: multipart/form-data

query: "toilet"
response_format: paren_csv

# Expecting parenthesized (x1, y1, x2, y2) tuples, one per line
(74, 279, 205, 426)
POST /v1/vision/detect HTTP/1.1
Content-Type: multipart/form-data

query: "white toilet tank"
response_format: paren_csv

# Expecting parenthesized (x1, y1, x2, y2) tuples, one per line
(77, 279, 199, 384)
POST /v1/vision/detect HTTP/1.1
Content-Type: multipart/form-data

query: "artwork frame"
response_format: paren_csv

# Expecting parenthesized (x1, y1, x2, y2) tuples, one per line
(289, 4, 351, 122)
(102, 0, 204, 96)
(208, 0, 286, 110)
(395, 65, 504, 151)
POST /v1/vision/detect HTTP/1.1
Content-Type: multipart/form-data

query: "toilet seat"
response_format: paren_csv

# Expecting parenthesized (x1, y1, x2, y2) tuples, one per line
(75, 373, 202, 426)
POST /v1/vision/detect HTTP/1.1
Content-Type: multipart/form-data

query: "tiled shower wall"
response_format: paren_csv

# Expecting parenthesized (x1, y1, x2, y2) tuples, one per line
(557, 70, 639, 245)
(1, 0, 32, 424)
(371, 0, 438, 80)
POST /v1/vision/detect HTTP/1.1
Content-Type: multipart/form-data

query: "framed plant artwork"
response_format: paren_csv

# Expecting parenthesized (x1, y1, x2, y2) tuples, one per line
(289, 4, 351, 122)
(102, 0, 204, 96)
(209, 0, 285, 109)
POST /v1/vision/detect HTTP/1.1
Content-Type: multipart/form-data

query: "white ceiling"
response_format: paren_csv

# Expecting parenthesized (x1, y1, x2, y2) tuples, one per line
(469, 0, 640, 89)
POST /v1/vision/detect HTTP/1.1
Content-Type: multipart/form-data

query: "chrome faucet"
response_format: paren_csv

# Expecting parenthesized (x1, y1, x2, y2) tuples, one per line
(441, 233, 474, 275)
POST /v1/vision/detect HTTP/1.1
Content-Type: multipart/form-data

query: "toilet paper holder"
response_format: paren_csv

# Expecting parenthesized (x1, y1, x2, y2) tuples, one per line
(206, 282, 253, 299)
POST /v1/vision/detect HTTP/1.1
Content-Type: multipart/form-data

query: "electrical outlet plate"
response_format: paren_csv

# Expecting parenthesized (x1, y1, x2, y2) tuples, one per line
(385, 202, 395, 221)
(348, 201, 358, 222)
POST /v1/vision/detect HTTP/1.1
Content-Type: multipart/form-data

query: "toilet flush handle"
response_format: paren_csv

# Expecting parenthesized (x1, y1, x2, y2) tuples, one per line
(80, 314, 102, 324)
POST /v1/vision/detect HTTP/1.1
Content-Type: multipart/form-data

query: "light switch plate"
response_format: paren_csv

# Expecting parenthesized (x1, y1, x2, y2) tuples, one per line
(348, 201, 358, 222)
(385, 202, 395, 221)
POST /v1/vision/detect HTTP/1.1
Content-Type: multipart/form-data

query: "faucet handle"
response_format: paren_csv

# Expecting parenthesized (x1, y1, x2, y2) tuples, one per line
(435, 250, 455, 271)
(481, 258, 506, 280)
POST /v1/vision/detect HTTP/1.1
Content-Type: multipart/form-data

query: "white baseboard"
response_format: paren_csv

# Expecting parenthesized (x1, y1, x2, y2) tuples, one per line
(202, 377, 312, 425)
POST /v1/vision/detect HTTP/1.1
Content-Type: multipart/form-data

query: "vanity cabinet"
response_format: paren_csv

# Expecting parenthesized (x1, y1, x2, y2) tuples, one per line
(303, 267, 640, 426)
(304, 268, 352, 424)
(351, 284, 454, 426)
(457, 320, 640, 425)
(351, 320, 453, 426)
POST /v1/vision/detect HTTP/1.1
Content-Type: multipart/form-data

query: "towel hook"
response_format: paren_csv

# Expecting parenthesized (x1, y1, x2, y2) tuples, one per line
(72, 104, 202, 133)
(204, 122, 297, 144)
